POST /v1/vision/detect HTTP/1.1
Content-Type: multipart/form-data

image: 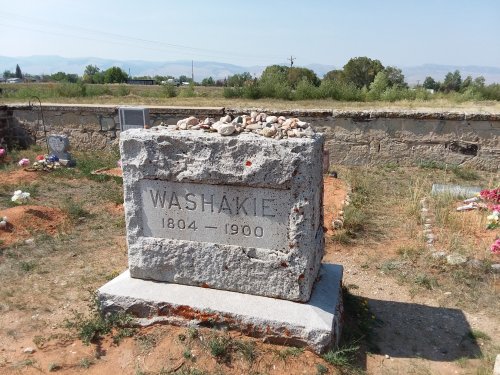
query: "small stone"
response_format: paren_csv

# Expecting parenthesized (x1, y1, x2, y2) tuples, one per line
(297, 120, 309, 128)
(24, 238, 35, 245)
(217, 123, 236, 136)
(233, 116, 244, 124)
(443, 291, 452, 295)
(261, 126, 277, 138)
(467, 259, 483, 269)
(446, 253, 467, 265)
(203, 117, 215, 125)
(491, 264, 500, 273)
(384, 354, 390, 359)
(246, 123, 262, 131)
(185, 116, 199, 126)
(211, 121, 224, 131)
(250, 111, 258, 119)
(431, 251, 447, 259)
(266, 116, 278, 123)
(178, 121, 188, 130)
(177, 119, 187, 127)
(0, 220, 6, 229)
(220, 115, 232, 123)
(332, 219, 343, 229)
(23, 347, 35, 354)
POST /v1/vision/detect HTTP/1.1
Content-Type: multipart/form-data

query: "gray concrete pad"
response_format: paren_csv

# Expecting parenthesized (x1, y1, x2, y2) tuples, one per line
(98, 263, 343, 354)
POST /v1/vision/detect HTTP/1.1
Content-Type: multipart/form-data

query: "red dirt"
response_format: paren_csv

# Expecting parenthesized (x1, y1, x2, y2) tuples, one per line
(323, 176, 347, 235)
(0, 169, 40, 185)
(92, 167, 123, 177)
(0, 205, 66, 247)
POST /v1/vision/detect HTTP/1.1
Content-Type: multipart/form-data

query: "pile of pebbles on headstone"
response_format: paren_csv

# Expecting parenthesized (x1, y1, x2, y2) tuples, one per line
(153, 111, 315, 139)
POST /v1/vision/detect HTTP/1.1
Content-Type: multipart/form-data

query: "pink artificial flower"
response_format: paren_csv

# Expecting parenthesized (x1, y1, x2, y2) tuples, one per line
(490, 204, 500, 213)
(480, 188, 500, 203)
(18, 158, 30, 167)
(491, 238, 500, 254)
(0, 148, 5, 157)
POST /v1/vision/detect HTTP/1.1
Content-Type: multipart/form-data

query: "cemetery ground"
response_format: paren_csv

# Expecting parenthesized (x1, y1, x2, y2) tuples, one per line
(0, 147, 499, 375)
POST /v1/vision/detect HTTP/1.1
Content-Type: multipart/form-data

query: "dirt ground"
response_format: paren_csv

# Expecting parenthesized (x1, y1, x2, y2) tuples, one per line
(0, 167, 498, 375)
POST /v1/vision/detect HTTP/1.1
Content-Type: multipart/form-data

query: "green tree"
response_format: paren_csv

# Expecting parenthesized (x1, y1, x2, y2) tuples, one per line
(103, 66, 128, 84)
(323, 70, 344, 82)
(15, 64, 22, 79)
(201, 76, 215, 86)
(226, 72, 252, 87)
(441, 70, 462, 92)
(342, 57, 384, 88)
(423, 76, 439, 91)
(287, 67, 320, 88)
(83, 65, 101, 83)
(3, 70, 14, 79)
(50, 72, 79, 83)
(384, 66, 407, 88)
(368, 71, 389, 100)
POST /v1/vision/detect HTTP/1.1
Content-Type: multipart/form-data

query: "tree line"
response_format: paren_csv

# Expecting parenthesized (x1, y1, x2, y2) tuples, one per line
(3, 58, 500, 101)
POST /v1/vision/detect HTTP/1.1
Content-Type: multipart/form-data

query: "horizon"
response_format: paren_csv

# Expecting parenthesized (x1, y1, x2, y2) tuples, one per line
(1, 0, 499, 69)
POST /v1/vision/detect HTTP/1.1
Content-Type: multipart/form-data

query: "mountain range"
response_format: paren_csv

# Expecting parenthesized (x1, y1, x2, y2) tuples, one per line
(1, 55, 500, 84)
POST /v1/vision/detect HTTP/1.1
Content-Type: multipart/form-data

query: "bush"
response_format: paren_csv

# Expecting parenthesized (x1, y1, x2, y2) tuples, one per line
(161, 83, 177, 98)
(223, 87, 242, 98)
(293, 78, 319, 100)
(84, 84, 112, 97)
(114, 84, 130, 97)
(56, 83, 86, 97)
(242, 83, 261, 99)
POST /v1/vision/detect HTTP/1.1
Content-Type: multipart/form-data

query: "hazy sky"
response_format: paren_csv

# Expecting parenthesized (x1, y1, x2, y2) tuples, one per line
(1, 0, 499, 68)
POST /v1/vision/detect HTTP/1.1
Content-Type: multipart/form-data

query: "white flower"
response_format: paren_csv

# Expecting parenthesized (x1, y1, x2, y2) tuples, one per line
(11, 190, 30, 204)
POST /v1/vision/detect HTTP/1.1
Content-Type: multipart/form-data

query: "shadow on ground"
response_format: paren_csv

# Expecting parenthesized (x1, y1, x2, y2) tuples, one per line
(367, 299, 481, 362)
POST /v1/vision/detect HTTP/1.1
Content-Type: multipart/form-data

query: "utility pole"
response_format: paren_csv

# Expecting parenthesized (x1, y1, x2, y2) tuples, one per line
(287, 55, 295, 68)
(191, 60, 194, 82)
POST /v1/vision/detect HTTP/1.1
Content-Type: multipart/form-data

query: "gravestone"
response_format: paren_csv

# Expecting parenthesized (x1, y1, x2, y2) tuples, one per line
(99, 127, 343, 353)
(47, 134, 75, 167)
(431, 184, 482, 198)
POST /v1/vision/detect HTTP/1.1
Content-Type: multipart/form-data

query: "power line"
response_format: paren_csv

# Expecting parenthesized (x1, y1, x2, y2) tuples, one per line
(287, 55, 296, 67)
(0, 10, 285, 63)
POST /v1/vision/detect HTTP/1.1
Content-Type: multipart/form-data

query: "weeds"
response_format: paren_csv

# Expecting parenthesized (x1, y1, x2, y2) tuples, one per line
(79, 358, 94, 368)
(60, 197, 90, 222)
(451, 166, 479, 181)
(322, 345, 360, 367)
(207, 335, 231, 360)
(64, 292, 135, 345)
(276, 346, 304, 360)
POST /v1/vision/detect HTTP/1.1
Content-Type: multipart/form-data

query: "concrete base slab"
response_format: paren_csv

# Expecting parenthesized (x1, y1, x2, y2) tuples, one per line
(98, 263, 343, 353)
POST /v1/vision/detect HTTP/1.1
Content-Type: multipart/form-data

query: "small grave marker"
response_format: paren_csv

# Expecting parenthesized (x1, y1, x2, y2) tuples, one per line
(47, 134, 75, 167)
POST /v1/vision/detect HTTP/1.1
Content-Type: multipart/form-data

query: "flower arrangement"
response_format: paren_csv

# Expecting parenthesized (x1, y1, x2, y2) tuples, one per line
(31, 155, 61, 171)
(18, 158, 30, 167)
(478, 188, 500, 254)
(491, 238, 500, 254)
(11, 190, 30, 204)
(480, 188, 500, 203)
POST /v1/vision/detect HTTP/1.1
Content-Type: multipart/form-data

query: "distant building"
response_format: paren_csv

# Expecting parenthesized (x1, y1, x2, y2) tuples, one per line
(6, 78, 22, 84)
(127, 79, 155, 85)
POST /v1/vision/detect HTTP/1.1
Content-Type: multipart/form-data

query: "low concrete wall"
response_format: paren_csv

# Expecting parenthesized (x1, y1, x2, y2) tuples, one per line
(7, 104, 500, 171)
